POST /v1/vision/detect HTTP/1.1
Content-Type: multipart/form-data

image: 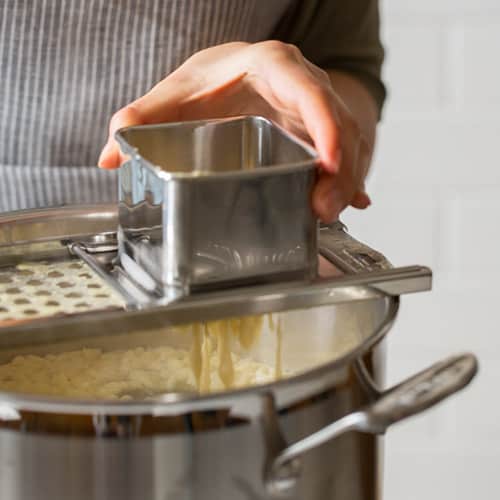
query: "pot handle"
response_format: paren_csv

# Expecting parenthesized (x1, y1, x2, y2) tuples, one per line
(266, 353, 478, 496)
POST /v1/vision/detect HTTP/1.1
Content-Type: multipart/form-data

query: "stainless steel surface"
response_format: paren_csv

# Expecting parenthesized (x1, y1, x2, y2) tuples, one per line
(69, 242, 140, 307)
(319, 222, 391, 273)
(87, 219, 433, 309)
(0, 269, 397, 500)
(0, 347, 385, 500)
(266, 353, 478, 496)
(0, 204, 117, 247)
(0, 206, 432, 325)
(318, 222, 432, 296)
(116, 116, 319, 296)
(0, 204, 473, 500)
(0, 343, 478, 500)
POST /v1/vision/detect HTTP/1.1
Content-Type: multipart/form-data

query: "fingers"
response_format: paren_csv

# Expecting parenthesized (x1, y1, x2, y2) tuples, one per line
(249, 42, 342, 173)
(313, 130, 369, 221)
(98, 50, 248, 169)
(312, 173, 371, 222)
(312, 173, 343, 223)
(350, 190, 371, 209)
(98, 71, 197, 168)
(251, 42, 374, 219)
(97, 40, 372, 221)
(298, 88, 342, 174)
(97, 81, 188, 169)
(289, 70, 342, 173)
(98, 106, 145, 169)
(349, 134, 371, 209)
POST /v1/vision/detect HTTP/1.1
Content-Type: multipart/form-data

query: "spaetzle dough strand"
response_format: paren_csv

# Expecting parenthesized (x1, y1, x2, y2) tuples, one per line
(190, 323, 203, 389)
(199, 324, 213, 393)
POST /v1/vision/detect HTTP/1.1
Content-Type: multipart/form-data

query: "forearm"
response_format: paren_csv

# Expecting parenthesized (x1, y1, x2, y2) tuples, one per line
(327, 70, 378, 164)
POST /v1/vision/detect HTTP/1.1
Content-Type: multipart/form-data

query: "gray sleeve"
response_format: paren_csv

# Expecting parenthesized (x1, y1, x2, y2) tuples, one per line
(272, 0, 386, 119)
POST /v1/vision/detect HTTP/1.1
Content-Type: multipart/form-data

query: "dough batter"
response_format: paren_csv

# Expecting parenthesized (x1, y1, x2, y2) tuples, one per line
(0, 313, 284, 399)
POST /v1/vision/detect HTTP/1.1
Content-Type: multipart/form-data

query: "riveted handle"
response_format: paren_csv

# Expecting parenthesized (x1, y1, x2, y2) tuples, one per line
(364, 353, 478, 432)
(266, 353, 478, 497)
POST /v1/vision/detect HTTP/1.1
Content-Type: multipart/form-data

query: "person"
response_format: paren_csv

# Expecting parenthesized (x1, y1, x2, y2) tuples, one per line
(0, 0, 385, 222)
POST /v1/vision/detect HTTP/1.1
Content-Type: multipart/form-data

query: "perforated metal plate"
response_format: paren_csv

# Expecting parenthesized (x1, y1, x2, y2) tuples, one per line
(0, 259, 124, 325)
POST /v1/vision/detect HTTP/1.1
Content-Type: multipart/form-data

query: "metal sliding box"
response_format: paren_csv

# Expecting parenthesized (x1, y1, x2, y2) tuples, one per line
(116, 116, 319, 294)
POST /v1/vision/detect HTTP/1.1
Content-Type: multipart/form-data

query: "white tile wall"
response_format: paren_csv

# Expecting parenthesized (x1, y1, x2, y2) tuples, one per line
(384, 0, 500, 15)
(370, 120, 500, 186)
(343, 1, 500, 498)
(383, 19, 445, 117)
(462, 21, 500, 113)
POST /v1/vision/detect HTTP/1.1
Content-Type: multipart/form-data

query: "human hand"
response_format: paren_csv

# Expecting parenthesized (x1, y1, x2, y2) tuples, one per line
(98, 41, 372, 222)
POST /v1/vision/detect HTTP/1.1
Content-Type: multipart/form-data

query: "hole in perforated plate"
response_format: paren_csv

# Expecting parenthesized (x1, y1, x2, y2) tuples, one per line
(56, 281, 74, 289)
(18, 269, 35, 276)
(26, 279, 43, 286)
(22, 309, 38, 316)
(75, 302, 90, 308)
(48, 270, 64, 278)
(14, 298, 30, 305)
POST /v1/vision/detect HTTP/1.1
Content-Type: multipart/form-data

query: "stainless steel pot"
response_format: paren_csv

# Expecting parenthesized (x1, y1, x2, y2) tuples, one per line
(0, 206, 478, 500)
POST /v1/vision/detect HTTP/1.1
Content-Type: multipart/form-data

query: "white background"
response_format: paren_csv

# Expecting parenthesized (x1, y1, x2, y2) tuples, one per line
(343, 0, 500, 498)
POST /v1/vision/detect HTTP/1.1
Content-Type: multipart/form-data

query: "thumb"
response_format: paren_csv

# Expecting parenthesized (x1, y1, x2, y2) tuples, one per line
(98, 106, 144, 169)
